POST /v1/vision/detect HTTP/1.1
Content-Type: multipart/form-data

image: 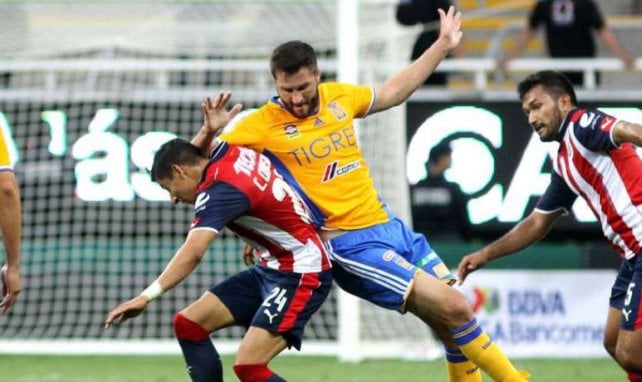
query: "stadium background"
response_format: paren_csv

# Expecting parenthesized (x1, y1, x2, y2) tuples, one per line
(0, 0, 641, 381)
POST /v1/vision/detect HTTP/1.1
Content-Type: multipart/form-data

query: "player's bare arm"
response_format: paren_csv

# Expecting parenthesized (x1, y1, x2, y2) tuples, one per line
(192, 92, 243, 153)
(612, 120, 642, 146)
(0, 171, 22, 314)
(105, 230, 217, 327)
(371, 5, 462, 114)
(457, 210, 562, 284)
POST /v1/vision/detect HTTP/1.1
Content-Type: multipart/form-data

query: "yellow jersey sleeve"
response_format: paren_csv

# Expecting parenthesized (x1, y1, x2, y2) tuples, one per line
(219, 109, 267, 151)
(338, 82, 375, 119)
(0, 125, 14, 171)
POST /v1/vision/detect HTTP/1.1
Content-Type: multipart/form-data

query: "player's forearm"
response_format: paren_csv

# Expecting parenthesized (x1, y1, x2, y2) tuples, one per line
(191, 125, 217, 155)
(374, 38, 451, 111)
(481, 217, 548, 262)
(145, 245, 204, 301)
(0, 175, 22, 269)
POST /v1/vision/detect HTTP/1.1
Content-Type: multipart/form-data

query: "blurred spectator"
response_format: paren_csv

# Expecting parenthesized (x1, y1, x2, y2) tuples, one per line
(396, 0, 459, 86)
(497, 0, 635, 86)
(411, 140, 469, 242)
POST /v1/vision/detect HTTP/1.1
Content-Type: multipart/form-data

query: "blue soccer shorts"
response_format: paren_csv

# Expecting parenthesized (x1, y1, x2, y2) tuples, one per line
(610, 254, 642, 331)
(210, 265, 333, 350)
(327, 214, 455, 312)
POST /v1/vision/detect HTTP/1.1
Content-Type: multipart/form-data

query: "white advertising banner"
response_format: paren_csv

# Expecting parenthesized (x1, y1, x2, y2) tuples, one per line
(458, 270, 618, 358)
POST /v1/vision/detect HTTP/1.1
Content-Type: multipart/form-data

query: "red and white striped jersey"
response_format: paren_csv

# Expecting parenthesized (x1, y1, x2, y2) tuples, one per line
(536, 108, 642, 259)
(191, 142, 331, 273)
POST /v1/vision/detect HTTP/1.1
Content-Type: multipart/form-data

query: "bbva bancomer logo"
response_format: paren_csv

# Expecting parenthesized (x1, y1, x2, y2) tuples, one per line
(466, 286, 566, 317)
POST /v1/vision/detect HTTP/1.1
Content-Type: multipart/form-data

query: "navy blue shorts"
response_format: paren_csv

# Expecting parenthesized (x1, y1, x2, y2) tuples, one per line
(610, 255, 642, 331)
(327, 214, 455, 312)
(210, 266, 332, 350)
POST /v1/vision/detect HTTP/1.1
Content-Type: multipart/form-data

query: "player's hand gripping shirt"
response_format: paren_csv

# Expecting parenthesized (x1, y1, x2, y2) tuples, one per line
(535, 108, 642, 259)
(0, 125, 14, 172)
(220, 82, 388, 230)
(191, 142, 331, 273)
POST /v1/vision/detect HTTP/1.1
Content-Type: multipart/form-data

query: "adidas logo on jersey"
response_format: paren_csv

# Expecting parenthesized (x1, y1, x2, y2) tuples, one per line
(322, 160, 360, 183)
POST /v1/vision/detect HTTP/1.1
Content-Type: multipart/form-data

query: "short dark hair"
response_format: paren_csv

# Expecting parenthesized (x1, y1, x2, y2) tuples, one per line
(150, 138, 204, 182)
(518, 70, 577, 105)
(428, 141, 452, 164)
(270, 40, 318, 78)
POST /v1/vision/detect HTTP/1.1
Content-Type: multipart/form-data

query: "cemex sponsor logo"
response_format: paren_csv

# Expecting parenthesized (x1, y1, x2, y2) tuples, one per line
(322, 160, 360, 183)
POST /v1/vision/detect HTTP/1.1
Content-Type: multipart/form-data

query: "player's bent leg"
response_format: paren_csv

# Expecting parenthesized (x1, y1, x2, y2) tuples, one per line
(406, 272, 527, 382)
(616, 328, 642, 375)
(614, 255, 642, 375)
(233, 326, 288, 382)
(603, 306, 621, 363)
(180, 291, 236, 332)
(174, 292, 235, 382)
(406, 271, 472, 328)
(424, 314, 482, 382)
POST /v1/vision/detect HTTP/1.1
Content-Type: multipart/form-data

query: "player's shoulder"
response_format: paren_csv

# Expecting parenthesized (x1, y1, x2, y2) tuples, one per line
(320, 81, 366, 94)
(567, 107, 612, 127)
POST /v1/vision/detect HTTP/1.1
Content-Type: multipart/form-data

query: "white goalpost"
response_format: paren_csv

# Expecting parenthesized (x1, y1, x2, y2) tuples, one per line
(0, 0, 441, 360)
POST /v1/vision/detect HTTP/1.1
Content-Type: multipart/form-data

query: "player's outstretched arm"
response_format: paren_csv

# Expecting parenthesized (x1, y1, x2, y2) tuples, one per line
(105, 230, 217, 328)
(0, 171, 22, 314)
(371, 5, 462, 113)
(192, 92, 243, 155)
(457, 210, 561, 284)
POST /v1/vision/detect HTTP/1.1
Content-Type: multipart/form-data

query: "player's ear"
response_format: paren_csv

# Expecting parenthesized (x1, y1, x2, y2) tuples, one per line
(171, 164, 186, 178)
(557, 93, 573, 111)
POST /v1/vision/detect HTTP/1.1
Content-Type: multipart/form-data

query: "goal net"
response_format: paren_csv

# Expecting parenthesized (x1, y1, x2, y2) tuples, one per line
(0, 0, 439, 360)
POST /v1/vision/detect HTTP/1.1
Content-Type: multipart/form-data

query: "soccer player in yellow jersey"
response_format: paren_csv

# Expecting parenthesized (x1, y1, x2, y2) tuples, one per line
(0, 124, 22, 314)
(194, 6, 528, 382)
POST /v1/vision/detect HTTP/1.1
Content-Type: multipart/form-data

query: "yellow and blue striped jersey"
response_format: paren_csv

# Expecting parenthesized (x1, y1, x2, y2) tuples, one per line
(220, 82, 389, 230)
(0, 125, 13, 172)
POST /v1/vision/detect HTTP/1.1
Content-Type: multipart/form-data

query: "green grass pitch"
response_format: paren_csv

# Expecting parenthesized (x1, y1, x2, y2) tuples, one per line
(0, 355, 625, 381)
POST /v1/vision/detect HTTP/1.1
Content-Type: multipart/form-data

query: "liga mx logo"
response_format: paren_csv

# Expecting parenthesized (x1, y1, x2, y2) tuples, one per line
(467, 286, 500, 315)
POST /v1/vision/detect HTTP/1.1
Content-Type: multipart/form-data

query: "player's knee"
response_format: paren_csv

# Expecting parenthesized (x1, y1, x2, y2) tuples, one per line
(448, 300, 474, 326)
(173, 312, 209, 341)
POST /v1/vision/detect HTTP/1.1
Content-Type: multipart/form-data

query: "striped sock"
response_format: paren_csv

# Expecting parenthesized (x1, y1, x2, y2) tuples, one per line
(445, 346, 482, 382)
(451, 318, 528, 382)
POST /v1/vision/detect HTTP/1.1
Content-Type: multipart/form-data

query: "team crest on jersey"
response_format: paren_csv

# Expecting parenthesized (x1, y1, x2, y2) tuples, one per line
(382, 250, 396, 261)
(283, 124, 300, 139)
(328, 101, 347, 121)
(321, 160, 360, 183)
